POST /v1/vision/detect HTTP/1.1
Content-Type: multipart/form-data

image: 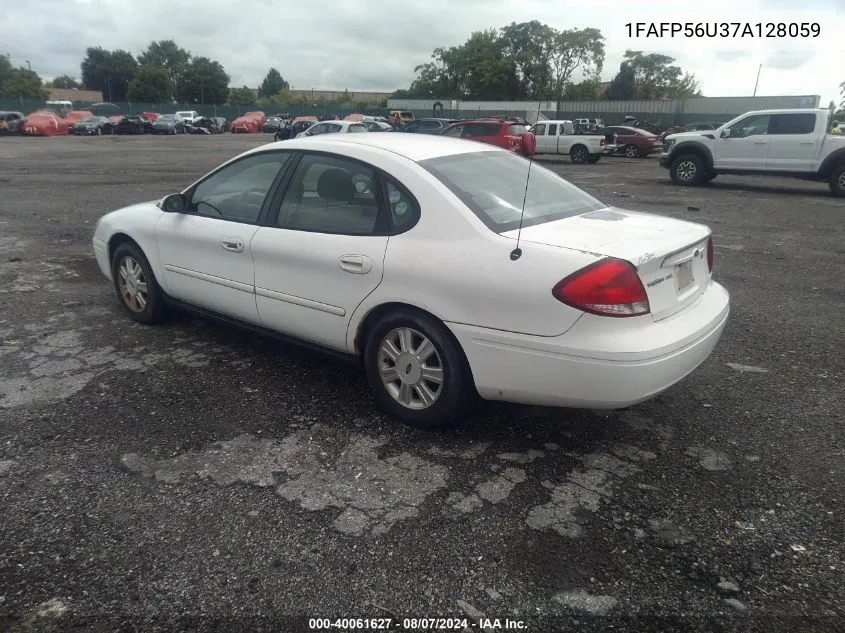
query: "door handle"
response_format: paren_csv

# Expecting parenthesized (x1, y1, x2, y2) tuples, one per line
(221, 237, 244, 253)
(799, 141, 814, 145)
(338, 254, 372, 274)
(753, 141, 767, 144)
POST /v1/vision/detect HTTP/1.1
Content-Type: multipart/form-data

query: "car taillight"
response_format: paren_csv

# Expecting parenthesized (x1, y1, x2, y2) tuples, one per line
(707, 237, 714, 272)
(552, 258, 650, 317)
(599, 138, 605, 145)
(503, 134, 520, 147)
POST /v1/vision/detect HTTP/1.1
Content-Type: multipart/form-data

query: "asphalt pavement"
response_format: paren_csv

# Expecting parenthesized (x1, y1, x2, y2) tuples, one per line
(0, 134, 843, 633)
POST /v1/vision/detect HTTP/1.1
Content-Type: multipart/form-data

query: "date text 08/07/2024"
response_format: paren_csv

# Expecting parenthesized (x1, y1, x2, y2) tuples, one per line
(308, 617, 528, 630)
(625, 22, 821, 38)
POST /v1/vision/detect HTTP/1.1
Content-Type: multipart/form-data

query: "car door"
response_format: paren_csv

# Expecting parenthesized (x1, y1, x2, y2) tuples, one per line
(532, 123, 548, 152)
(713, 114, 771, 169)
(154, 151, 295, 323)
(765, 112, 819, 171)
(250, 152, 391, 351)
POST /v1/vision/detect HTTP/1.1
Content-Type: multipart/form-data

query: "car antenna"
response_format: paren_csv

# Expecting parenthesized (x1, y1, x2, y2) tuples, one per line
(510, 158, 532, 261)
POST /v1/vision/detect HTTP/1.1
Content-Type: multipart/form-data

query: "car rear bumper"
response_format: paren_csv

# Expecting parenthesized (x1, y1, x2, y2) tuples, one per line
(447, 281, 729, 409)
(601, 144, 618, 154)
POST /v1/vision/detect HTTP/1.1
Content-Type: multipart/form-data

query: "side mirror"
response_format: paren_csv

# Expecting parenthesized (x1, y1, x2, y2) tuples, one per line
(720, 129, 731, 138)
(162, 193, 189, 213)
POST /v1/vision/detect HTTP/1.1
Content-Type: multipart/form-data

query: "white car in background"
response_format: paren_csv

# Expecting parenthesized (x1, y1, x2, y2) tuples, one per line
(296, 120, 369, 138)
(91, 134, 729, 429)
(175, 110, 199, 125)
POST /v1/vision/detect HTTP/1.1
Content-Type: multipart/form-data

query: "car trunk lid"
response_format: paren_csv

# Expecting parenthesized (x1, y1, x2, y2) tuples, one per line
(503, 207, 712, 321)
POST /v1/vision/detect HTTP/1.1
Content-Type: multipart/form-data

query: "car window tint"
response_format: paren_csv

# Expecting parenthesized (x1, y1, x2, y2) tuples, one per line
(465, 123, 500, 137)
(421, 150, 605, 233)
(421, 120, 440, 129)
(383, 176, 419, 232)
(348, 124, 367, 133)
(276, 154, 384, 235)
(533, 123, 546, 136)
(769, 113, 816, 135)
(191, 153, 292, 223)
(442, 125, 463, 137)
(547, 123, 558, 135)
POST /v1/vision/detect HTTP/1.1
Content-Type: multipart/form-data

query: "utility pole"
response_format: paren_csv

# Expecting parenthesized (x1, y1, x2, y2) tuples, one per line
(753, 64, 762, 97)
(25, 60, 31, 70)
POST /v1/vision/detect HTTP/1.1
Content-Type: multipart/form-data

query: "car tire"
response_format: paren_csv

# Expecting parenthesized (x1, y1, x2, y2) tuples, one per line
(570, 144, 588, 164)
(624, 143, 639, 158)
(364, 309, 473, 429)
(111, 242, 166, 325)
(670, 154, 705, 186)
(829, 164, 845, 198)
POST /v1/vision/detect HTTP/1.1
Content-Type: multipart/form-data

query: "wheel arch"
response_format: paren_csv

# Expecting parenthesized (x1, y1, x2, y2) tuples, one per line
(107, 232, 142, 263)
(670, 142, 714, 170)
(817, 149, 845, 179)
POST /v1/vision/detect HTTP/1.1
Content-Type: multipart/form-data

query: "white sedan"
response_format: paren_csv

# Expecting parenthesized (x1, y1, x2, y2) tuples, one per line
(295, 120, 369, 138)
(92, 134, 730, 428)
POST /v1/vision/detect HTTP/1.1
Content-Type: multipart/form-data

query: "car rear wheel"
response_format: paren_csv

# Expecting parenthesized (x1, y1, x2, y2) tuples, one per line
(111, 243, 166, 325)
(624, 143, 639, 158)
(570, 144, 588, 164)
(364, 309, 473, 429)
(670, 154, 704, 186)
(829, 164, 845, 198)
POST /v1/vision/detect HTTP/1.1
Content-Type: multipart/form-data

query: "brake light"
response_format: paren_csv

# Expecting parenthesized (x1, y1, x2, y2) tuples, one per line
(707, 237, 714, 272)
(600, 138, 605, 146)
(503, 134, 520, 147)
(552, 258, 650, 317)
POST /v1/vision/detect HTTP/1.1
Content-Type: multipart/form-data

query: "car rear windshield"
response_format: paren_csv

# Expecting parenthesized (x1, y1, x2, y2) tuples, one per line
(507, 124, 528, 135)
(419, 151, 605, 233)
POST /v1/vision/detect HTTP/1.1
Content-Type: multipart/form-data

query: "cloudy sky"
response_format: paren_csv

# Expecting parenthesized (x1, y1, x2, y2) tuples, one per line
(2, 0, 843, 104)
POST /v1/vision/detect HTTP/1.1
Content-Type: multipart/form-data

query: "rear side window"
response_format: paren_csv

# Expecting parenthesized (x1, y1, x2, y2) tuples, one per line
(508, 125, 528, 135)
(348, 124, 367, 133)
(464, 123, 501, 137)
(769, 113, 816, 135)
(548, 123, 558, 135)
(420, 151, 605, 233)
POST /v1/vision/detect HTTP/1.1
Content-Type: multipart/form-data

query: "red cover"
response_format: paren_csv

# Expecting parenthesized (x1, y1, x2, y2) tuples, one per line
(65, 110, 94, 124)
(344, 113, 364, 122)
(21, 111, 71, 136)
(108, 115, 123, 124)
(230, 110, 267, 133)
(140, 112, 160, 122)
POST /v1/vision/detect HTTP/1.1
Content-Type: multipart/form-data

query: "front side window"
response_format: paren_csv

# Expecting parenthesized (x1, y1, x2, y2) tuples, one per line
(275, 154, 384, 235)
(769, 113, 816, 135)
(190, 153, 292, 223)
(727, 114, 771, 138)
(421, 150, 605, 233)
(533, 123, 546, 136)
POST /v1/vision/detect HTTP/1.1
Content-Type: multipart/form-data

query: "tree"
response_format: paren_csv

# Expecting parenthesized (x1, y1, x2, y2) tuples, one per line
(259, 68, 288, 98)
(177, 57, 229, 104)
(499, 21, 555, 100)
(605, 61, 636, 100)
(228, 86, 256, 105)
(128, 66, 172, 103)
(137, 40, 191, 91)
(0, 55, 12, 88)
(51, 75, 81, 89)
(546, 28, 605, 108)
(80, 47, 138, 101)
(563, 79, 600, 100)
(621, 50, 700, 99)
(0, 68, 49, 100)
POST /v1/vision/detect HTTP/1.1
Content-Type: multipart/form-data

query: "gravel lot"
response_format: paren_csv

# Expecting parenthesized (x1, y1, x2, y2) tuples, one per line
(0, 134, 843, 633)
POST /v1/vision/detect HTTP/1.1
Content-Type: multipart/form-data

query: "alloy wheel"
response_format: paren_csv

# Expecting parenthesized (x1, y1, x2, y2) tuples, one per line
(377, 327, 444, 410)
(117, 256, 149, 313)
(676, 160, 697, 181)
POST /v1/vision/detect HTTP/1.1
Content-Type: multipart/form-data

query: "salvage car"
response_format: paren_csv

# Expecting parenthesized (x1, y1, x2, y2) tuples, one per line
(440, 119, 536, 157)
(21, 111, 71, 136)
(0, 111, 26, 135)
(661, 108, 845, 196)
(151, 114, 186, 135)
(528, 120, 612, 163)
(605, 126, 663, 158)
(92, 134, 729, 428)
(191, 117, 222, 134)
(70, 115, 114, 135)
(263, 116, 283, 133)
(115, 115, 152, 135)
(296, 120, 369, 137)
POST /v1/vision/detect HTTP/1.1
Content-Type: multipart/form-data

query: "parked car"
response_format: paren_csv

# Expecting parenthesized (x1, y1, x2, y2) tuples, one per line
(115, 116, 152, 135)
(660, 108, 845, 196)
(296, 120, 369, 137)
(263, 116, 283, 133)
(388, 110, 415, 128)
(191, 117, 223, 134)
(70, 115, 114, 135)
(175, 110, 200, 125)
(92, 133, 729, 428)
(231, 111, 267, 133)
(362, 121, 394, 132)
(401, 118, 456, 134)
(152, 114, 187, 135)
(214, 117, 229, 133)
(573, 118, 605, 131)
(605, 126, 663, 158)
(527, 120, 610, 162)
(21, 111, 71, 136)
(440, 119, 536, 157)
(0, 111, 26, 135)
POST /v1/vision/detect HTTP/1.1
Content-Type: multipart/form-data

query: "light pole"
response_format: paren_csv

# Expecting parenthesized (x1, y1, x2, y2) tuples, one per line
(25, 60, 31, 71)
(753, 64, 762, 97)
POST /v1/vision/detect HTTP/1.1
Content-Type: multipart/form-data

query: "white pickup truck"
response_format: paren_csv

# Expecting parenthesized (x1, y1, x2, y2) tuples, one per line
(660, 108, 845, 197)
(529, 120, 616, 164)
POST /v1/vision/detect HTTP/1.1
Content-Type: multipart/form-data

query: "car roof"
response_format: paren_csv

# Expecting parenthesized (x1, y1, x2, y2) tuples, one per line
(257, 132, 503, 162)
